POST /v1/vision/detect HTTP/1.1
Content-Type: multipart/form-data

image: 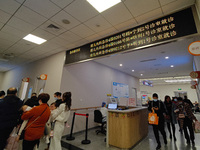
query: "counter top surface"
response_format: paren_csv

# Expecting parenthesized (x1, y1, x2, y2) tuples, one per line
(108, 106, 147, 113)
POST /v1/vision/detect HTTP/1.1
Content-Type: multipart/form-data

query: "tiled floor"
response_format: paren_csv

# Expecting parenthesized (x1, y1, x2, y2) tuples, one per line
(18, 114, 200, 150)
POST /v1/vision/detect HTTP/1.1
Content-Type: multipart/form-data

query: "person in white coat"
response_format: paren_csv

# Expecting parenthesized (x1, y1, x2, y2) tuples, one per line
(49, 92, 71, 150)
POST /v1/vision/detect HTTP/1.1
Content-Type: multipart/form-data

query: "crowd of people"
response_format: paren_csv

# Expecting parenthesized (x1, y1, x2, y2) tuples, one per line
(0, 88, 72, 150)
(148, 93, 198, 150)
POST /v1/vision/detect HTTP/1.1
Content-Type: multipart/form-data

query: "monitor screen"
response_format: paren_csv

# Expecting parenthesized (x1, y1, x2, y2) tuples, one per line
(108, 103, 117, 109)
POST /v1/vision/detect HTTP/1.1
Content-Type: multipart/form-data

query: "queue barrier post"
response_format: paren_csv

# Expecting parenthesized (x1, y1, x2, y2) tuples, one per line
(66, 112, 75, 140)
(81, 113, 91, 144)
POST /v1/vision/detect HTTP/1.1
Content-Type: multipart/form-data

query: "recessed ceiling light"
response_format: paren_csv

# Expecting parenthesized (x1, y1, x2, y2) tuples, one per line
(87, 0, 121, 13)
(119, 64, 123, 67)
(132, 70, 134, 72)
(141, 74, 143, 76)
(62, 19, 70, 24)
(165, 56, 169, 59)
(170, 65, 174, 67)
(23, 34, 47, 45)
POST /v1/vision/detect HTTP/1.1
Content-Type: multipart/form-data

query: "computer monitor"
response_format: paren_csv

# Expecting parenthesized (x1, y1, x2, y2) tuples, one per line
(108, 103, 117, 110)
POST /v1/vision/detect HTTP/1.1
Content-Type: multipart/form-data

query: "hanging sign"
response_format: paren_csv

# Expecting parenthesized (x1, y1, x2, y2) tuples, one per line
(188, 41, 200, 56)
(65, 7, 197, 65)
(190, 71, 200, 79)
(40, 74, 48, 80)
(22, 78, 29, 82)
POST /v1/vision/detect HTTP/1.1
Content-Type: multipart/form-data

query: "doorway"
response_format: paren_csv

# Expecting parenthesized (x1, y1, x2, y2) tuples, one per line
(174, 91, 187, 98)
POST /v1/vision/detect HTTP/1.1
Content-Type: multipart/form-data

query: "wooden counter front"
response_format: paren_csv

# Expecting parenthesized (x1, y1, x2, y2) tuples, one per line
(108, 107, 148, 149)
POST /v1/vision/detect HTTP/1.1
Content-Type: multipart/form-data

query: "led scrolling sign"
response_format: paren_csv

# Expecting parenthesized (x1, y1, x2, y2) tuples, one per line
(65, 7, 197, 65)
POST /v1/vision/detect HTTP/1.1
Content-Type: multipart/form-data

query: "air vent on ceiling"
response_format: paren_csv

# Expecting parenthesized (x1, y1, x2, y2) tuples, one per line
(47, 24, 60, 30)
(140, 58, 156, 62)
(3, 53, 15, 59)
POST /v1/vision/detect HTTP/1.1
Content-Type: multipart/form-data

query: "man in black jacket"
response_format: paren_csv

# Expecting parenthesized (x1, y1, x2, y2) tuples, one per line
(148, 93, 167, 150)
(0, 87, 23, 150)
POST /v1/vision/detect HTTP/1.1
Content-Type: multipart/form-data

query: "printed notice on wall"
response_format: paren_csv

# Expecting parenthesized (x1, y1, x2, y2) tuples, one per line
(129, 98, 136, 106)
(113, 82, 129, 98)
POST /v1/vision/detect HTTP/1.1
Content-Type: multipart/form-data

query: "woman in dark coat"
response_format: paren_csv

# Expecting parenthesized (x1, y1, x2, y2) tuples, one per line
(164, 95, 177, 141)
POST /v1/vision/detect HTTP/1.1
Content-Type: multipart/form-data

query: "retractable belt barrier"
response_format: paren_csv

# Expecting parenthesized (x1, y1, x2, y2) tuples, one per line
(66, 112, 91, 144)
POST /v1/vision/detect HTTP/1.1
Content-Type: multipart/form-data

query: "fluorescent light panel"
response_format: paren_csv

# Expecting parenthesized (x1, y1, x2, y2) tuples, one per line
(165, 79, 192, 83)
(23, 34, 47, 45)
(87, 0, 121, 13)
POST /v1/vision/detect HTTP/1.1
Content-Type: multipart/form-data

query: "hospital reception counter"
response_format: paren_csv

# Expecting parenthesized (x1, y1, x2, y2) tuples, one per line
(107, 107, 148, 149)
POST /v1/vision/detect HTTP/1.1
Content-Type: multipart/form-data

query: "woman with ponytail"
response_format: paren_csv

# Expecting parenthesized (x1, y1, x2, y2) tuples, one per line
(49, 92, 72, 150)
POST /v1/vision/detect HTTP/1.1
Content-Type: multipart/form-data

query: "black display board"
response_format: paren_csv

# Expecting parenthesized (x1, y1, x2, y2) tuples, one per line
(65, 7, 197, 65)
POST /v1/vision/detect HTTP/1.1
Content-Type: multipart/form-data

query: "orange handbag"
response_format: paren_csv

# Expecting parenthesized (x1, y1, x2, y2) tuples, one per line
(148, 108, 159, 125)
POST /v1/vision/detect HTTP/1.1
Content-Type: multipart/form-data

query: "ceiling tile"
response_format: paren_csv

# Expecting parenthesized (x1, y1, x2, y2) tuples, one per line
(159, 0, 176, 6)
(7, 17, 36, 33)
(84, 33, 101, 43)
(4, 40, 36, 56)
(0, 31, 21, 42)
(23, 0, 61, 18)
(97, 27, 118, 38)
(31, 28, 55, 40)
(0, 10, 11, 24)
(72, 39, 89, 47)
(65, 0, 99, 22)
(49, 37, 70, 47)
(39, 20, 67, 35)
(101, 3, 133, 26)
(0, 22, 3, 29)
(58, 31, 82, 43)
(14, 6, 47, 26)
(114, 18, 137, 31)
(124, 0, 160, 17)
(162, 0, 195, 14)
(0, 39, 15, 53)
(41, 41, 61, 50)
(70, 24, 95, 38)
(50, 0, 74, 9)
(50, 10, 81, 30)
(20, 50, 42, 58)
(135, 8, 163, 24)
(1, 25, 27, 38)
(84, 15, 112, 32)
(0, 0, 20, 14)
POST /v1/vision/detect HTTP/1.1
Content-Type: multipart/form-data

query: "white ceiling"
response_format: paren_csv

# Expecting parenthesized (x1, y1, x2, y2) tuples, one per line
(0, 0, 198, 82)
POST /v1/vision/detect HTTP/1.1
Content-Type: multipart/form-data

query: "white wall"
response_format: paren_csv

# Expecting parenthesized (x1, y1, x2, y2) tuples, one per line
(60, 60, 140, 134)
(1, 51, 65, 100)
(140, 83, 198, 103)
(0, 72, 5, 90)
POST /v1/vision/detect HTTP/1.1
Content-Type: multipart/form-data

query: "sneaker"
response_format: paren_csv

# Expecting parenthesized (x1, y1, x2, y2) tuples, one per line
(45, 136, 50, 144)
(156, 144, 161, 150)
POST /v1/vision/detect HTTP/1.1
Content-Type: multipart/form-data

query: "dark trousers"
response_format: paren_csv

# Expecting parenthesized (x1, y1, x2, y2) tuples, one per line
(183, 117, 195, 142)
(152, 122, 167, 145)
(0, 127, 13, 150)
(166, 122, 176, 137)
(23, 139, 39, 150)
